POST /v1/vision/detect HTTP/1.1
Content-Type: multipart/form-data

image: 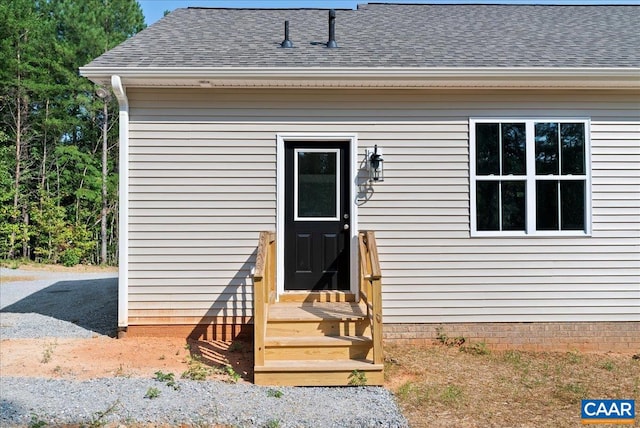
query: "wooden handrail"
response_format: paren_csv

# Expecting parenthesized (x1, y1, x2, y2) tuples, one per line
(358, 230, 383, 365)
(365, 231, 381, 280)
(253, 231, 275, 368)
(254, 231, 271, 281)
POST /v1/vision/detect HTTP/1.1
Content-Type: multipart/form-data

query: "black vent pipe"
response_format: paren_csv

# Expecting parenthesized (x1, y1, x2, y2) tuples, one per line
(327, 9, 337, 48)
(281, 20, 293, 48)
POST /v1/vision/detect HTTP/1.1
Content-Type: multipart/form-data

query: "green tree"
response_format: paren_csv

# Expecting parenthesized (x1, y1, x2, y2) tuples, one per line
(0, 0, 61, 258)
(52, 0, 145, 264)
(0, 0, 145, 264)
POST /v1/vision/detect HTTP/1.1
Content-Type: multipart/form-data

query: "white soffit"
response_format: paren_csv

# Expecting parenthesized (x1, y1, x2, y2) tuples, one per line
(79, 67, 640, 90)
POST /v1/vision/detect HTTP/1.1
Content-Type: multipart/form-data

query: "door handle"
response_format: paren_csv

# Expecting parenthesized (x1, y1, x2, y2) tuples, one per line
(343, 224, 350, 230)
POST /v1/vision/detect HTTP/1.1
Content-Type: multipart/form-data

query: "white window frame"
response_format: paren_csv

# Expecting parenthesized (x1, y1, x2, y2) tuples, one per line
(470, 118, 592, 237)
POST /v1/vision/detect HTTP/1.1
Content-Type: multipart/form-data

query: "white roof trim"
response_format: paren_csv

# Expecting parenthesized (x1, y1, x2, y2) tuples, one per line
(79, 67, 640, 90)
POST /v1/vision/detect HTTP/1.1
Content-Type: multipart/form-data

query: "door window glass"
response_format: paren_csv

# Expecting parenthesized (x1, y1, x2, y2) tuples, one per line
(295, 150, 339, 219)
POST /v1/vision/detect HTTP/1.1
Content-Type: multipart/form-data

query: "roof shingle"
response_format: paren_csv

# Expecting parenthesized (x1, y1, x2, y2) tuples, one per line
(84, 4, 640, 69)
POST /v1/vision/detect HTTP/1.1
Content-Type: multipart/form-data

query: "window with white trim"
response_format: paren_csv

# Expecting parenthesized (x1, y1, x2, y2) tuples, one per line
(470, 119, 591, 236)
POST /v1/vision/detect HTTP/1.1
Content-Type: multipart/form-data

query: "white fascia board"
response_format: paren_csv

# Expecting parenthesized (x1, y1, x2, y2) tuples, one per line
(79, 67, 640, 89)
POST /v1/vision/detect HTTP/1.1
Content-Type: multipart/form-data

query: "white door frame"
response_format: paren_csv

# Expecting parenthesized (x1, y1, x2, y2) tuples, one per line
(276, 133, 359, 298)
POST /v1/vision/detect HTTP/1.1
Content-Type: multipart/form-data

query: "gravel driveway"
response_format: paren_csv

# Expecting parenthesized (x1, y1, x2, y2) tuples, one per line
(0, 268, 408, 427)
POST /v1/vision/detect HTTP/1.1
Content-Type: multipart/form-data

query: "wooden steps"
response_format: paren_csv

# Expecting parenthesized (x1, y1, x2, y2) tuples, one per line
(255, 360, 384, 386)
(265, 335, 373, 360)
(252, 231, 384, 387)
(254, 300, 384, 386)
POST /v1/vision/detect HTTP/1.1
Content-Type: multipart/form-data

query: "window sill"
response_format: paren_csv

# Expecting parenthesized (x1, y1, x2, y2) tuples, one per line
(471, 231, 591, 238)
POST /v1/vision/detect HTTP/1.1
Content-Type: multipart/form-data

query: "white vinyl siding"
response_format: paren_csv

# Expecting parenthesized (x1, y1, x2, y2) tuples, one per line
(126, 88, 640, 325)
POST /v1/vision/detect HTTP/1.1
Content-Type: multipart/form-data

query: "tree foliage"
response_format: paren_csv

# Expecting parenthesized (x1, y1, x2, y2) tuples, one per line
(0, 0, 145, 265)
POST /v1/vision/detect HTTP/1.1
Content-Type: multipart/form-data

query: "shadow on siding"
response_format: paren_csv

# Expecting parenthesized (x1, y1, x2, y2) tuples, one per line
(185, 250, 256, 380)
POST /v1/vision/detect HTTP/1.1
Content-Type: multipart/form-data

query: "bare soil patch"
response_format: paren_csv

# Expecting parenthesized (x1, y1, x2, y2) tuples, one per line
(1, 262, 118, 274)
(384, 343, 640, 428)
(0, 336, 253, 383)
(0, 275, 39, 283)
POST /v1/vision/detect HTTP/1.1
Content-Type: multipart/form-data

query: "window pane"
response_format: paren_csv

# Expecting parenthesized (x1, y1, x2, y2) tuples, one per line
(536, 180, 559, 230)
(476, 181, 499, 231)
(502, 123, 526, 175)
(297, 151, 337, 218)
(561, 123, 585, 175)
(501, 181, 526, 231)
(476, 123, 499, 175)
(535, 122, 559, 175)
(561, 181, 585, 230)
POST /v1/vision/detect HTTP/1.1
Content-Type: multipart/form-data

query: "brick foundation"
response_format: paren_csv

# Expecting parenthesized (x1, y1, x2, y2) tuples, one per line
(122, 324, 253, 341)
(382, 322, 640, 353)
(121, 321, 639, 353)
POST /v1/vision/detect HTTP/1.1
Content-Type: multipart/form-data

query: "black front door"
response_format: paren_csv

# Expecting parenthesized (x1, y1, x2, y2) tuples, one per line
(284, 142, 350, 290)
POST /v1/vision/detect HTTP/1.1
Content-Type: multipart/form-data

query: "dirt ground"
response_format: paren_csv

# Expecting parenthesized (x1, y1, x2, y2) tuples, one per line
(1, 262, 118, 274)
(1, 264, 252, 383)
(0, 336, 254, 382)
(2, 264, 638, 427)
(3, 336, 638, 427)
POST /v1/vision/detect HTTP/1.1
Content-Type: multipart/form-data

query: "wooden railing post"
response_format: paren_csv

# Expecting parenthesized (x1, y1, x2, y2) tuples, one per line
(358, 230, 384, 366)
(267, 232, 276, 304)
(254, 231, 275, 368)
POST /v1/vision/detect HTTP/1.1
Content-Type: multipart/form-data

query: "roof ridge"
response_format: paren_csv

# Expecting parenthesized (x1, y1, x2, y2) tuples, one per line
(359, 2, 640, 7)
(186, 7, 354, 11)
(363, 2, 637, 4)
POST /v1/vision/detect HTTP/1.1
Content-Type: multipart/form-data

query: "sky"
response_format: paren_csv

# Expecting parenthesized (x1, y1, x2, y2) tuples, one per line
(138, 0, 639, 25)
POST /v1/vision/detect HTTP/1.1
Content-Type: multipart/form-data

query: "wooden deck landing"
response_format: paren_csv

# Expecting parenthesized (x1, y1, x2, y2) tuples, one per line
(268, 302, 366, 321)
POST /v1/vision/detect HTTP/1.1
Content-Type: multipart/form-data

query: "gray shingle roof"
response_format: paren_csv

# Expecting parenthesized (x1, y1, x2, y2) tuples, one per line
(84, 4, 640, 69)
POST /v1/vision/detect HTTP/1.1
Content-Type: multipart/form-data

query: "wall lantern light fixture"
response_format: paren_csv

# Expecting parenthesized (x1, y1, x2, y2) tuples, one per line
(367, 145, 384, 182)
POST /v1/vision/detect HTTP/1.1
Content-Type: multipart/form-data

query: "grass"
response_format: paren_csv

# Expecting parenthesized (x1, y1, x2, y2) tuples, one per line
(181, 354, 213, 381)
(144, 387, 161, 399)
(180, 353, 243, 383)
(28, 414, 47, 428)
(223, 365, 241, 383)
(40, 341, 57, 364)
(348, 369, 367, 386)
(266, 388, 283, 398)
(86, 400, 120, 427)
(384, 343, 640, 428)
(154, 370, 180, 390)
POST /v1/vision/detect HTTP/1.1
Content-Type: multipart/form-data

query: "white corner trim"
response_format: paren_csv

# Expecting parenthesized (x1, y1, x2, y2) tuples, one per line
(111, 75, 129, 329)
(276, 135, 285, 299)
(276, 133, 359, 298)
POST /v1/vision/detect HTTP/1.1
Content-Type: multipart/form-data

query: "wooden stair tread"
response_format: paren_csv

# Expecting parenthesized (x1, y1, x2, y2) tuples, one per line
(279, 292, 356, 303)
(268, 302, 366, 321)
(265, 335, 371, 346)
(255, 359, 383, 372)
